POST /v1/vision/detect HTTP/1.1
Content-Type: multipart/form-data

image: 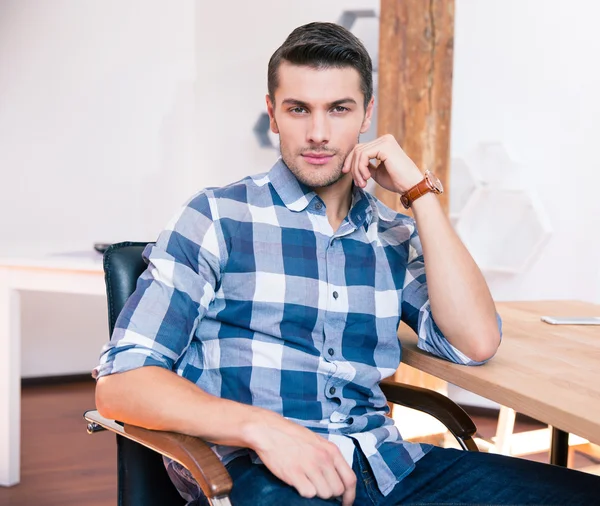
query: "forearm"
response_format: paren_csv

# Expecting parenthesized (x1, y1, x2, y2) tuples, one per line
(95, 365, 272, 448)
(411, 193, 501, 361)
(97, 365, 356, 504)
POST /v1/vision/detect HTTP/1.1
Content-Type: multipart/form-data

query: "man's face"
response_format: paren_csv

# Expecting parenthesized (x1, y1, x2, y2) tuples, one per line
(267, 62, 373, 189)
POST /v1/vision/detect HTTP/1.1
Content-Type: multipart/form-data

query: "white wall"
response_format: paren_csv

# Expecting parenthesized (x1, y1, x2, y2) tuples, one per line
(0, 0, 197, 254)
(452, 0, 600, 303)
(0, 0, 197, 376)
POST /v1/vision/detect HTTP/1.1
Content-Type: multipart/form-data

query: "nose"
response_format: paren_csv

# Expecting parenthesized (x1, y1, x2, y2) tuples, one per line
(307, 111, 330, 145)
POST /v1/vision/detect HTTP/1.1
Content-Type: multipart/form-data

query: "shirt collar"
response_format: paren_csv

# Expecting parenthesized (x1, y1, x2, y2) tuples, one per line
(268, 158, 317, 212)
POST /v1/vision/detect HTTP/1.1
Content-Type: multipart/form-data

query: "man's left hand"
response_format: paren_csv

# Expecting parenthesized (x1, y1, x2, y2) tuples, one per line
(342, 134, 423, 194)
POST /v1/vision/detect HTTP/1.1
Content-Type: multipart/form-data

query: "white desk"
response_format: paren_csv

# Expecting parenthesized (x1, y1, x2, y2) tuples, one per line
(0, 252, 105, 486)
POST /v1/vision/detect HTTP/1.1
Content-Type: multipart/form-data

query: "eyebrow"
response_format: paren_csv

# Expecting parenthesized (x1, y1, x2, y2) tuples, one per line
(281, 98, 358, 108)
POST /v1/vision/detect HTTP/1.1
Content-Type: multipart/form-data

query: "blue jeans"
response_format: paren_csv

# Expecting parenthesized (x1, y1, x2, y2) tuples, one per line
(191, 446, 600, 505)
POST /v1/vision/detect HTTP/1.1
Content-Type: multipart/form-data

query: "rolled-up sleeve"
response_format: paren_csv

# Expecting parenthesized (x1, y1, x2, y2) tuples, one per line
(400, 221, 502, 366)
(93, 191, 226, 379)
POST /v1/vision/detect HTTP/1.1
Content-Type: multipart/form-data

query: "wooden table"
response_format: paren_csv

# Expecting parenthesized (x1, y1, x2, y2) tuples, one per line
(399, 300, 600, 465)
(0, 253, 105, 486)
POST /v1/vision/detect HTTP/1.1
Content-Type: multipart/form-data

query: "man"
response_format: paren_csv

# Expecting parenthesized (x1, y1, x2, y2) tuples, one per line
(94, 22, 599, 505)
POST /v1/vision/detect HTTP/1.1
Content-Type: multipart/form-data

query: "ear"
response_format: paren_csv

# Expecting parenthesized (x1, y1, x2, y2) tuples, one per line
(359, 96, 375, 134)
(266, 94, 279, 134)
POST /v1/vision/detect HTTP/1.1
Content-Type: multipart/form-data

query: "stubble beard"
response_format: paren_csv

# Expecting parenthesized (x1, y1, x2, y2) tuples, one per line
(279, 142, 354, 190)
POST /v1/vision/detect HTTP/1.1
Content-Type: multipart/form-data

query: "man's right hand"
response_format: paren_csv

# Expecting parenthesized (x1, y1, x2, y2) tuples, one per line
(243, 410, 357, 505)
(97, 368, 356, 503)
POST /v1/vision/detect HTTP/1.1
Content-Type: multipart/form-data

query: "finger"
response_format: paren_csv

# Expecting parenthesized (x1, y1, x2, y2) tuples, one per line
(342, 148, 356, 174)
(342, 489, 355, 506)
(333, 455, 356, 506)
(341, 477, 356, 506)
(366, 161, 381, 185)
(356, 151, 372, 184)
(292, 472, 317, 499)
(320, 461, 346, 499)
(347, 150, 363, 187)
(305, 464, 334, 500)
(351, 148, 366, 187)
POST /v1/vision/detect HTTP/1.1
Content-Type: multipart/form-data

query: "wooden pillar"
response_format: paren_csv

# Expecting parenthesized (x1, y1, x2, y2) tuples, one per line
(377, 0, 455, 431)
(377, 0, 454, 213)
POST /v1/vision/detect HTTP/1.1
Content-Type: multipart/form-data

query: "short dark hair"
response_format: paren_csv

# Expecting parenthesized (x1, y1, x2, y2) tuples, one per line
(268, 22, 373, 110)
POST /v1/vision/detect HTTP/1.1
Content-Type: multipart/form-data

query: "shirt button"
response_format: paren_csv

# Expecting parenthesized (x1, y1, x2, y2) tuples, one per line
(329, 386, 336, 395)
(328, 348, 334, 356)
(347, 417, 354, 424)
(315, 202, 323, 210)
(332, 291, 339, 299)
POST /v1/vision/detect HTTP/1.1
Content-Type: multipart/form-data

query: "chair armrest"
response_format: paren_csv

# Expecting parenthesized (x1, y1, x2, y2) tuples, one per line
(380, 380, 479, 451)
(83, 410, 232, 500)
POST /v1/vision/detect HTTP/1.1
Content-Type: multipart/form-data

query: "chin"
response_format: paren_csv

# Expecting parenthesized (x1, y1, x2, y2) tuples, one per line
(282, 151, 343, 187)
(299, 167, 344, 189)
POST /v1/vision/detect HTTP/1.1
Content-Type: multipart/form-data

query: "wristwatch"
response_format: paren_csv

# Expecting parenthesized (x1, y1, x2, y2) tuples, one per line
(400, 170, 444, 209)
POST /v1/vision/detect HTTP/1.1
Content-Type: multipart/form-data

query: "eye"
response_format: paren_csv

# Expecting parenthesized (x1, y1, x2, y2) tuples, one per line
(332, 106, 349, 113)
(290, 106, 307, 114)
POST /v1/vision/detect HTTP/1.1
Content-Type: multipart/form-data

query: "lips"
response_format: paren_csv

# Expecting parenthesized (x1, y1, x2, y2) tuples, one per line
(302, 153, 334, 165)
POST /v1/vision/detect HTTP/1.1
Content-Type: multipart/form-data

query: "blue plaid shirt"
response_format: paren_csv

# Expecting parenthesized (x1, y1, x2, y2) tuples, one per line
(95, 158, 497, 502)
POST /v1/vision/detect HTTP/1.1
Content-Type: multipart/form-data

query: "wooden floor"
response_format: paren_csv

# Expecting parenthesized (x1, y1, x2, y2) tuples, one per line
(0, 381, 116, 506)
(0, 381, 598, 506)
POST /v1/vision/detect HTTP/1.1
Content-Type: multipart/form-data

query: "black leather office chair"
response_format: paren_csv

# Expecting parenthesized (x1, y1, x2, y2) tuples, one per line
(84, 242, 479, 506)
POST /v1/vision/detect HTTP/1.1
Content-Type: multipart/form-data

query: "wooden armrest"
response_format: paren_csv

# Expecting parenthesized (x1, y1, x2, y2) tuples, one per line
(83, 410, 232, 499)
(380, 380, 478, 450)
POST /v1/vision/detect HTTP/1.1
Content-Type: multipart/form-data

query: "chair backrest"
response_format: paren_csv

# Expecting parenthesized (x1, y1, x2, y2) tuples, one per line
(103, 242, 186, 506)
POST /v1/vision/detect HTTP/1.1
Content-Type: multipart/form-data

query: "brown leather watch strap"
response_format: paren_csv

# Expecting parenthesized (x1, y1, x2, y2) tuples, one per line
(400, 170, 443, 209)
(401, 179, 429, 209)
(407, 179, 430, 201)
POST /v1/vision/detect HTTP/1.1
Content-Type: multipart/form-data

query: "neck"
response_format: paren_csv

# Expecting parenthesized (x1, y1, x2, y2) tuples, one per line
(313, 173, 354, 226)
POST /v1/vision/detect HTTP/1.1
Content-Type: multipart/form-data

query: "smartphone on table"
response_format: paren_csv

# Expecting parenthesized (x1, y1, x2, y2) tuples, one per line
(540, 316, 600, 325)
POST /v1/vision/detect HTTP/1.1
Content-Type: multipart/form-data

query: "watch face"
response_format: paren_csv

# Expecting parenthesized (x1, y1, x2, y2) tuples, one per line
(425, 170, 444, 193)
